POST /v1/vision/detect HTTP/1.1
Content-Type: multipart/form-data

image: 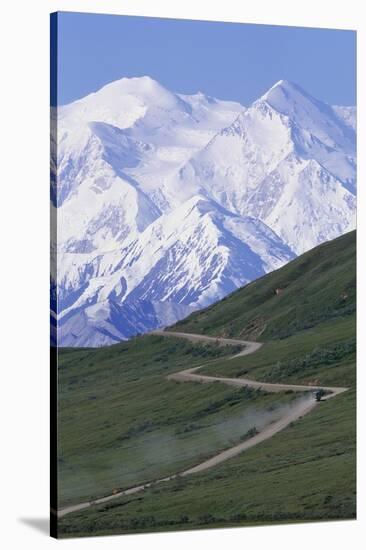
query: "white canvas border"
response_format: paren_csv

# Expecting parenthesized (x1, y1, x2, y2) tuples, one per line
(0, 1, 364, 548)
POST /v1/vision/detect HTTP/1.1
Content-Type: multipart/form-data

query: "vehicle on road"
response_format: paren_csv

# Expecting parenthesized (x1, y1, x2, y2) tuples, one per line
(314, 389, 326, 401)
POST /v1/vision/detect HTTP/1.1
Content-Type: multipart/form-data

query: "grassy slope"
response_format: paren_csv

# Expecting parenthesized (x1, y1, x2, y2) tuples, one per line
(58, 336, 294, 508)
(199, 316, 355, 387)
(59, 389, 356, 537)
(173, 230, 355, 341)
(58, 231, 356, 537)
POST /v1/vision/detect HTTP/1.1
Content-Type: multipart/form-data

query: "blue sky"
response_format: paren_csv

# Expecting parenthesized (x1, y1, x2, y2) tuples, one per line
(54, 12, 356, 107)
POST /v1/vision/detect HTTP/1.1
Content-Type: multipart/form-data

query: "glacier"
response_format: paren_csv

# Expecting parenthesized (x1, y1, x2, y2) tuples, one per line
(51, 76, 356, 347)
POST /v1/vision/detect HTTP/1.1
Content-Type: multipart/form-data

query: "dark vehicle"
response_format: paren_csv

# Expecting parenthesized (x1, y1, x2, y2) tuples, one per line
(314, 389, 326, 402)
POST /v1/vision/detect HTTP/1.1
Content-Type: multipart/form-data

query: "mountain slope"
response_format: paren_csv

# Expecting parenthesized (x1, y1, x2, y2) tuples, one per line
(57, 231, 356, 536)
(52, 77, 356, 346)
(175, 80, 356, 253)
(173, 230, 356, 341)
(56, 195, 294, 346)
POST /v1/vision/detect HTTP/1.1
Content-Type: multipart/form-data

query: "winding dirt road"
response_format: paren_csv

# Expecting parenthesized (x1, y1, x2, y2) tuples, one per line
(57, 330, 348, 518)
(159, 331, 347, 397)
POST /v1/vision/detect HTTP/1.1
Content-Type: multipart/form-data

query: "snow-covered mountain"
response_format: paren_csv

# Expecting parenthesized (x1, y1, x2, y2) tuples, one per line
(176, 80, 356, 253)
(51, 76, 356, 347)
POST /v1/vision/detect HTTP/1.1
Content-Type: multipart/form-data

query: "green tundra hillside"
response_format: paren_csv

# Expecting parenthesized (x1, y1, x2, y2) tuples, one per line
(58, 231, 356, 537)
(173, 230, 356, 341)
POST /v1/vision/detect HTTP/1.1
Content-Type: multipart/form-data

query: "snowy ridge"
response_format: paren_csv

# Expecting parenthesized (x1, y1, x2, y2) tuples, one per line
(52, 77, 356, 346)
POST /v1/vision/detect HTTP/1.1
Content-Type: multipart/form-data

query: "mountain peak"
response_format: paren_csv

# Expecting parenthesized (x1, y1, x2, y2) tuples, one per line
(99, 75, 170, 99)
(260, 79, 307, 104)
(255, 78, 355, 153)
(61, 75, 184, 131)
